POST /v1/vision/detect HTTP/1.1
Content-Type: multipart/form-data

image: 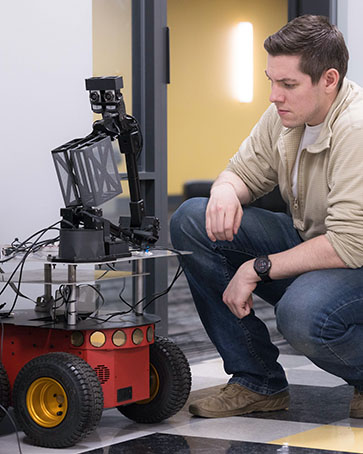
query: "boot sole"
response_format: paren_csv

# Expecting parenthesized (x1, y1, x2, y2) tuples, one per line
(349, 410, 363, 418)
(189, 393, 290, 418)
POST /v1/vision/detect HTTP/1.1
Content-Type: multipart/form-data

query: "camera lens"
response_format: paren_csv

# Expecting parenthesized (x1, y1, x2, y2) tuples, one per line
(104, 91, 114, 102)
(90, 91, 99, 102)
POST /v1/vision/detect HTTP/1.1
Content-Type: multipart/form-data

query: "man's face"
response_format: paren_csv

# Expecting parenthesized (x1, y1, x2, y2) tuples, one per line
(266, 54, 330, 127)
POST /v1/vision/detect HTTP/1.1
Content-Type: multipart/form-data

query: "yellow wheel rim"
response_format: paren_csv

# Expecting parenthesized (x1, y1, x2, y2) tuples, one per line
(137, 363, 160, 405)
(26, 377, 68, 427)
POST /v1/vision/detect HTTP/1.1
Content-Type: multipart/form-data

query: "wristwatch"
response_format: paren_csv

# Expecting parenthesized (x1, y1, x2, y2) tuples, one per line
(253, 256, 272, 282)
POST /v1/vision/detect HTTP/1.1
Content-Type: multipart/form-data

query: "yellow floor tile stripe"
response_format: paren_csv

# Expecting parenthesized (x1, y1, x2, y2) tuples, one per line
(270, 425, 363, 453)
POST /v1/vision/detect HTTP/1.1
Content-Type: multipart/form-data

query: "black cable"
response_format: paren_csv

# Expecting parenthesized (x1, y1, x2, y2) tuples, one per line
(119, 290, 135, 312)
(0, 221, 60, 317)
(0, 404, 23, 454)
(80, 284, 105, 319)
(83, 284, 105, 306)
(118, 278, 127, 303)
(49, 286, 66, 322)
(4, 253, 30, 316)
(40, 283, 105, 327)
(2, 242, 45, 312)
(132, 246, 185, 312)
(92, 247, 185, 322)
(0, 228, 59, 263)
(0, 234, 59, 298)
(86, 308, 134, 323)
(141, 264, 184, 312)
(96, 268, 114, 281)
(47, 244, 186, 324)
(119, 296, 138, 314)
(61, 285, 77, 320)
(85, 277, 134, 323)
(7, 236, 59, 256)
(96, 265, 183, 322)
(1, 234, 185, 325)
(0, 257, 25, 296)
(106, 263, 118, 271)
(117, 245, 185, 313)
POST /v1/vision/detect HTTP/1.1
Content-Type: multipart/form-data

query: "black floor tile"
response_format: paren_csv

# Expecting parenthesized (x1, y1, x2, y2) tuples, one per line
(84, 433, 359, 454)
(244, 384, 352, 424)
(188, 383, 353, 425)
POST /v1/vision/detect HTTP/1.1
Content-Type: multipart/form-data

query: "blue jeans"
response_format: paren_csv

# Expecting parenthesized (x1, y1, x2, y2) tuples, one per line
(170, 197, 363, 395)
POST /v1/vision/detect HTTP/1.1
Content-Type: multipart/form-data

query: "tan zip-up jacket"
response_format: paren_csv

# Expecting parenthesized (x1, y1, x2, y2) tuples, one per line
(227, 78, 363, 268)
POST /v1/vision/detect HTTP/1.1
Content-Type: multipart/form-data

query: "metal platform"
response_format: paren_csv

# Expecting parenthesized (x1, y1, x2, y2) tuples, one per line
(0, 309, 160, 331)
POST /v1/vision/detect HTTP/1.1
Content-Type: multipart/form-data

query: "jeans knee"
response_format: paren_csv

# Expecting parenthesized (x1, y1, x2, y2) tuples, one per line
(275, 298, 322, 357)
(170, 197, 208, 249)
(275, 270, 363, 357)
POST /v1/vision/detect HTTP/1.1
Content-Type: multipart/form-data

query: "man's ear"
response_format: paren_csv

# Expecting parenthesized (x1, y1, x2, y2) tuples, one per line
(324, 68, 340, 93)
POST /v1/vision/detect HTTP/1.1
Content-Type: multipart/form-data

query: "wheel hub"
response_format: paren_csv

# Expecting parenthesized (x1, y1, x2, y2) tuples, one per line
(137, 363, 160, 404)
(26, 377, 68, 427)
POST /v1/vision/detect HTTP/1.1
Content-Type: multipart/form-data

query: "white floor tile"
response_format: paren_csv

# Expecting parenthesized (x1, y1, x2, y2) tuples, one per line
(285, 368, 345, 387)
(159, 416, 321, 443)
(331, 418, 363, 429)
(278, 354, 313, 369)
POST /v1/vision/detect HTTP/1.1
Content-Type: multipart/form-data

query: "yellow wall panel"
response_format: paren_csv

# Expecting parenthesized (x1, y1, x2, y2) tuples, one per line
(92, 0, 132, 112)
(167, 0, 287, 195)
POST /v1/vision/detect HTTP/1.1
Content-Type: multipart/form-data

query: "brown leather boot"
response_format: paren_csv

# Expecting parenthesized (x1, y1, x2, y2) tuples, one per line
(350, 389, 363, 418)
(189, 383, 290, 418)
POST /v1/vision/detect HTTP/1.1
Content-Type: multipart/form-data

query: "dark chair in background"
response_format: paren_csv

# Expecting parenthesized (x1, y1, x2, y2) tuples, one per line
(182, 180, 287, 213)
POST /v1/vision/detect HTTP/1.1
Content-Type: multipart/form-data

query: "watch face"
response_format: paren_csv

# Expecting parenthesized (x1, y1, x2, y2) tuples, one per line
(255, 256, 270, 273)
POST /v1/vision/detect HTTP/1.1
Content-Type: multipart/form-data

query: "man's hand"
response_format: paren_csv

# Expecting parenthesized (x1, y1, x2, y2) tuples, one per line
(222, 261, 258, 318)
(206, 183, 243, 242)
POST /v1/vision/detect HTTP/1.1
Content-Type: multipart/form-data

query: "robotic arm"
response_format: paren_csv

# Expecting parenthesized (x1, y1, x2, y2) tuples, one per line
(87, 76, 145, 228)
(52, 76, 159, 263)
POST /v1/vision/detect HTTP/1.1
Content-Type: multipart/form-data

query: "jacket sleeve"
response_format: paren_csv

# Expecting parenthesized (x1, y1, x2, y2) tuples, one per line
(325, 120, 363, 268)
(226, 104, 280, 202)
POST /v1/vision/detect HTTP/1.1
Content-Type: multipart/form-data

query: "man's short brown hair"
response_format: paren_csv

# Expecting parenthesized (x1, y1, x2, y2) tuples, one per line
(264, 15, 349, 90)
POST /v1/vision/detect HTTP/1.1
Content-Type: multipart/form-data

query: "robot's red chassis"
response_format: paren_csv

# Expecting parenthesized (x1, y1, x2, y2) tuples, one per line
(0, 309, 191, 448)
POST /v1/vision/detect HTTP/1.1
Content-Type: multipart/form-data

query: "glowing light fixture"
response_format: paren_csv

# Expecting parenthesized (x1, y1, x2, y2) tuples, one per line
(90, 331, 106, 348)
(230, 22, 253, 102)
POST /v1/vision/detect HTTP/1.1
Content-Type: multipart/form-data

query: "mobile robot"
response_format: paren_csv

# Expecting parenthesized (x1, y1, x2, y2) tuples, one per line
(0, 77, 191, 448)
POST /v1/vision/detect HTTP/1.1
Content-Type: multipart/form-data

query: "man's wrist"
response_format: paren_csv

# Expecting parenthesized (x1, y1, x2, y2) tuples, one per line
(240, 260, 261, 283)
(211, 181, 236, 194)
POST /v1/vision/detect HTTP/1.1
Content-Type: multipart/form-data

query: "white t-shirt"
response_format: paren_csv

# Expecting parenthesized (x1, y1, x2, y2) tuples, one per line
(292, 123, 323, 198)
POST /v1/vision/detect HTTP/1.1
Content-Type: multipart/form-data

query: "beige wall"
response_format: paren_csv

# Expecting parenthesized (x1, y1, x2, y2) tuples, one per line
(92, 0, 132, 196)
(92, 0, 132, 113)
(167, 0, 287, 195)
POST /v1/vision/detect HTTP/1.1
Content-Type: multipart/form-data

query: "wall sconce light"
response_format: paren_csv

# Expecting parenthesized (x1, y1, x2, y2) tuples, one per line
(230, 22, 253, 103)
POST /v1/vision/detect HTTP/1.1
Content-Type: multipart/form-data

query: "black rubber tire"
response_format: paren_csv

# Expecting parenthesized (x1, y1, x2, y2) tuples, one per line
(118, 336, 191, 423)
(13, 352, 104, 448)
(0, 361, 10, 422)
